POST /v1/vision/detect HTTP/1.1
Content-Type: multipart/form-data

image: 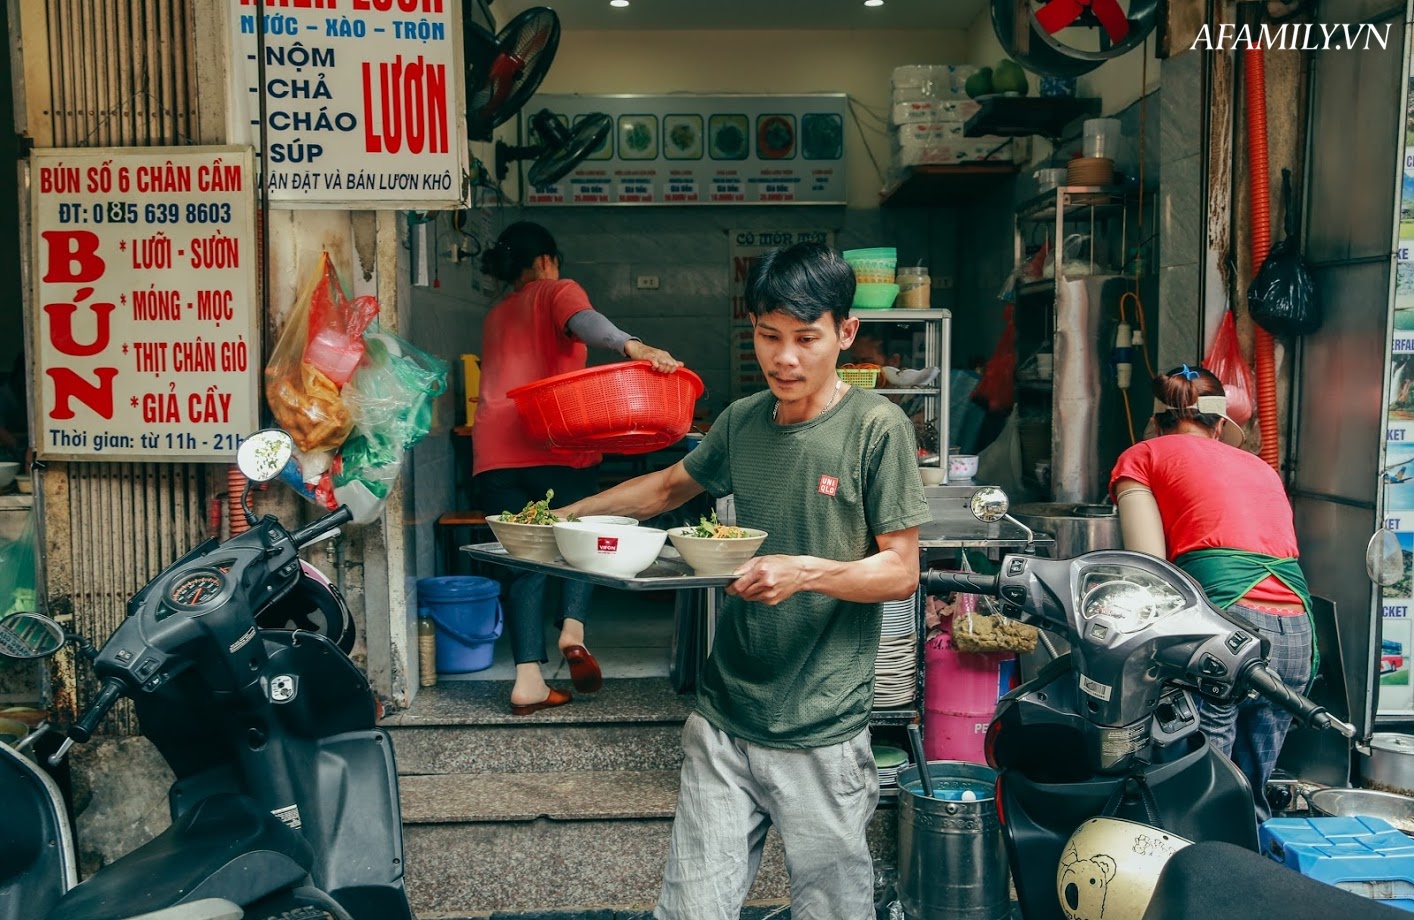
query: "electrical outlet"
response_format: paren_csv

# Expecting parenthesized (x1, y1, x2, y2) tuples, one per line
(936, 275, 955, 289)
(636, 275, 660, 290)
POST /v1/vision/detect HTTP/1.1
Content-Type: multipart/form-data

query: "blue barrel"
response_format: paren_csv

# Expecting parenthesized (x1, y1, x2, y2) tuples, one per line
(417, 576, 503, 674)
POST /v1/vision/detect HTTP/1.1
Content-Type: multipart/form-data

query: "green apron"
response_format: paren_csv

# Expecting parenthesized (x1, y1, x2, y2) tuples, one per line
(1174, 548, 1318, 677)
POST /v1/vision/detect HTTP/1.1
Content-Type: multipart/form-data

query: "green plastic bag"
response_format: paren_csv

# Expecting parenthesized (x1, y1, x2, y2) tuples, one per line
(0, 508, 37, 616)
(343, 331, 448, 453)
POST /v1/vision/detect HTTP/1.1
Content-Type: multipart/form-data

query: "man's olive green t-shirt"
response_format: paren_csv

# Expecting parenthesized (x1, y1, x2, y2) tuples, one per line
(681, 386, 931, 749)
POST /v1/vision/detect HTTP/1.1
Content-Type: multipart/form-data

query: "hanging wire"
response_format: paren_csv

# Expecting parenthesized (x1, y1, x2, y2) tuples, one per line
(846, 100, 888, 190)
(1118, 36, 1158, 445)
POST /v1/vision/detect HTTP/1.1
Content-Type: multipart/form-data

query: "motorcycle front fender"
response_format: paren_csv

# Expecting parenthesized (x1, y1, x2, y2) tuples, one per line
(0, 741, 76, 920)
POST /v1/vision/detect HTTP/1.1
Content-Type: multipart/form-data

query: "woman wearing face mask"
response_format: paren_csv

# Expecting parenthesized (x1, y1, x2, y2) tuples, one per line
(1109, 364, 1314, 820)
(475, 221, 681, 715)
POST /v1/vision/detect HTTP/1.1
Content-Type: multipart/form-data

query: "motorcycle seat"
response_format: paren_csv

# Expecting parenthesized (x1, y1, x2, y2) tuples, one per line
(47, 793, 315, 920)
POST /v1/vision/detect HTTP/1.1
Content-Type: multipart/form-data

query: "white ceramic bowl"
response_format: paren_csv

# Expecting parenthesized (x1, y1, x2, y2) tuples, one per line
(919, 467, 946, 486)
(485, 514, 562, 562)
(0, 463, 18, 490)
(667, 528, 769, 576)
(948, 454, 979, 481)
(554, 521, 668, 578)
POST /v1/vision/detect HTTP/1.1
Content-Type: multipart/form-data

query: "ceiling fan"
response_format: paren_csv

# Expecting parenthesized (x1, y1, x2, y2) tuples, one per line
(496, 109, 614, 189)
(991, 0, 1160, 78)
(463, 4, 561, 141)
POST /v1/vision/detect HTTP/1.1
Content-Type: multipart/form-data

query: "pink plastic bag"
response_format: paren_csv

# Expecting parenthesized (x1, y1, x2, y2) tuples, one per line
(1204, 311, 1254, 425)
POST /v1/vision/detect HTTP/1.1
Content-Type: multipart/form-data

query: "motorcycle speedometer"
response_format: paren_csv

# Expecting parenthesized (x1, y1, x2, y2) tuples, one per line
(1077, 564, 1186, 634)
(167, 569, 228, 612)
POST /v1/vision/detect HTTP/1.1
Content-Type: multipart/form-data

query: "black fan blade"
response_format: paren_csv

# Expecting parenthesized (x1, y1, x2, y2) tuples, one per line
(528, 113, 612, 189)
(466, 6, 560, 139)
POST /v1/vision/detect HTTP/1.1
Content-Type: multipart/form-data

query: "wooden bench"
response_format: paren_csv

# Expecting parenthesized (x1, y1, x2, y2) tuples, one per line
(435, 510, 492, 575)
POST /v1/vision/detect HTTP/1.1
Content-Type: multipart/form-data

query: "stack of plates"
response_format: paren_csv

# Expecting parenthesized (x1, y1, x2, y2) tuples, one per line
(873, 744, 910, 788)
(882, 598, 916, 638)
(1067, 156, 1114, 187)
(874, 633, 917, 708)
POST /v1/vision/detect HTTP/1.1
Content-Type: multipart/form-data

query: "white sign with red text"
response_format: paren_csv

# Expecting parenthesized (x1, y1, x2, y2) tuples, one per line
(228, 0, 467, 208)
(31, 147, 261, 462)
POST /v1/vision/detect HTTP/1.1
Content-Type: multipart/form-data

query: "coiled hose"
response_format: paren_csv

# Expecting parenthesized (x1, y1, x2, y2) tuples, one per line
(1245, 46, 1281, 470)
(228, 464, 250, 536)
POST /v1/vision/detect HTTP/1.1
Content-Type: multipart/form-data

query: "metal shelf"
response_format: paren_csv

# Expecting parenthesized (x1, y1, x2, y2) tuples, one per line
(1017, 186, 1130, 223)
(852, 308, 951, 322)
(872, 387, 943, 396)
(870, 706, 920, 726)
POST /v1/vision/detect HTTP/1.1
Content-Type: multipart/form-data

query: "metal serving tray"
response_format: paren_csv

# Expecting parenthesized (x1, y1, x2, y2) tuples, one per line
(461, 542, 740, 591)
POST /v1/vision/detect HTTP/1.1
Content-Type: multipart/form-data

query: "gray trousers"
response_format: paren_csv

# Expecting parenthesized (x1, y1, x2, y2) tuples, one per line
(655, 713, 879, 920)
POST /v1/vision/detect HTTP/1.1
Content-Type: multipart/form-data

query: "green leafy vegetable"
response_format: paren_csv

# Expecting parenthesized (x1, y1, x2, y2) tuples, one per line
(501, 490, 578, 525)
(684, 512, 749, 539)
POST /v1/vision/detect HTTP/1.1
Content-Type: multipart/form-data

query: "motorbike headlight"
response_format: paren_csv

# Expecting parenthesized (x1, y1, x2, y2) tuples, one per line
(1078, 565, 1188, 634)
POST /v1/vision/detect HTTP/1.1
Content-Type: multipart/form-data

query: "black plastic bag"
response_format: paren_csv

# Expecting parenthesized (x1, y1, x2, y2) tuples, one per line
(1248, 168, 1321, 337)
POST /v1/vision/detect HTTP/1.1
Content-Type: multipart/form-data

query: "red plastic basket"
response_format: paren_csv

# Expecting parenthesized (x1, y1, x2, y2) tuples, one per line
(508, 361, 705, 455)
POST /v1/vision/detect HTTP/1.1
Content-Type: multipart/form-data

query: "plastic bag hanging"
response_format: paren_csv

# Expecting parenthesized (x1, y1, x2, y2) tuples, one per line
(1247, 168, 1321, 337)
(1203, 310, 1256, 426)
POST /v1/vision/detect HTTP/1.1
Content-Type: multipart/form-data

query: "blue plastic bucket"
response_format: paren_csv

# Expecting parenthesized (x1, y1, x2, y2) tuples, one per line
(418, 576, 504, 674)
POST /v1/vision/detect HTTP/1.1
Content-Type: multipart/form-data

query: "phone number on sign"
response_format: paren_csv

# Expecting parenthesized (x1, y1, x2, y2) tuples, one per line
(53, 202, 234, 225)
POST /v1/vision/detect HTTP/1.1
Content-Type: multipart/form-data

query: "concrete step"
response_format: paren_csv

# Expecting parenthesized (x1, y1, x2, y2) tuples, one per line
(388, 678, 899, 917)
(383, 679, 691, 775)
(400, 768, 897, 917)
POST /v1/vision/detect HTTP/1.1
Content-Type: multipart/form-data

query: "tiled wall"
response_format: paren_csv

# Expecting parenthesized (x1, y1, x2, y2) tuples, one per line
(1157, 53, 1206, 370)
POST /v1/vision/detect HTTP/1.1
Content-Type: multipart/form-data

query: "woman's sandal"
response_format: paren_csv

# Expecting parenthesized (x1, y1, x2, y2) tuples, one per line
(562, 645, 603, 693)
(510, 687, 572, 716)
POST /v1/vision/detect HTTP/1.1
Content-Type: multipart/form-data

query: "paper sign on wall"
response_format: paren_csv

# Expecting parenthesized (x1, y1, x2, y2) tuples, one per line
(31, 146, 261, 462)
(227, 0, 467, 208)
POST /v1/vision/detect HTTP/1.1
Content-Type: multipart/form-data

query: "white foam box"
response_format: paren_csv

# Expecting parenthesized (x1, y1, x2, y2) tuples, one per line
(890, 64, 977, 103)
(892, 99, 981, 125)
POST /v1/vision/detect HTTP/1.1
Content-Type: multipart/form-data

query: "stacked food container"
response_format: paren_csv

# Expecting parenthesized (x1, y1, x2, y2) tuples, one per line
(889, 65, 1022, 175)
(842, 247, 898, 310)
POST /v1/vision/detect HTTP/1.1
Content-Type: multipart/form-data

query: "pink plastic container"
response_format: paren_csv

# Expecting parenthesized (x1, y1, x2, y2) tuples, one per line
(923, 635, 1018, 764)
(304, 329, 365, 387)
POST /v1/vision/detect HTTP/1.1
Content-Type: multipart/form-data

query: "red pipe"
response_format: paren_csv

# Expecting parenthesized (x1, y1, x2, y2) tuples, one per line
(1245, 47, 1281, 470)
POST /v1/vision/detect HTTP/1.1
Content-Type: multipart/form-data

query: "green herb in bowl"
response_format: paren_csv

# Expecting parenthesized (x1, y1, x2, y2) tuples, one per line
(685, 512, 750, 539)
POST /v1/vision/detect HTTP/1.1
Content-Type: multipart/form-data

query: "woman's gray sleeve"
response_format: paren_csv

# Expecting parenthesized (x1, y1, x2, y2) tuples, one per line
(566, 308, 639, 355)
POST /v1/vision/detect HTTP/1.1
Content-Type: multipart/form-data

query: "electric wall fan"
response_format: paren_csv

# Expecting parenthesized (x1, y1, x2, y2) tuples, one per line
(464, 4, 561, 141)
(991, 0, 1160, 78)
(497, 109, 613, 189)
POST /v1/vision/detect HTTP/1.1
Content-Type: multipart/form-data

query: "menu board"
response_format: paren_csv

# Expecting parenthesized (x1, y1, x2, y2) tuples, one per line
(31, 147, 261, 462)
(226, 1, 467, 209)
(523, 94, 847, 206)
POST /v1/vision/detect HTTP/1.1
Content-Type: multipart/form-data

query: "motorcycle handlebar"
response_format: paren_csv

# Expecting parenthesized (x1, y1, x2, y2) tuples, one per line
(921, 570, 1000, 597)
(68, 677, 126, 743)
(288, 506, 353, 548)
(1242, 663, 1357, 738)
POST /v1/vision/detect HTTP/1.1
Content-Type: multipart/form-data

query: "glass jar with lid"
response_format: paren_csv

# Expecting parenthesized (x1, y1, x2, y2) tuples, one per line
(897, 266, 931, 308)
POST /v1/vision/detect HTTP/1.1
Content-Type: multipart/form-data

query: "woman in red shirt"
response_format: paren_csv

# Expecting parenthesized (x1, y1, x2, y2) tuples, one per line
(1110, 364, 1313, 820)
(475, 222, 680, 715)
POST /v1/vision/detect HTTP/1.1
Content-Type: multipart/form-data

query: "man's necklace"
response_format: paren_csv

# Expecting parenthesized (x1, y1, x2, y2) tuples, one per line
(773, 376, 842, 423)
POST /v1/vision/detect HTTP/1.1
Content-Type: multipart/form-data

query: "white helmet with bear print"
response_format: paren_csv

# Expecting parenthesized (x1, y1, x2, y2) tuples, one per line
(1057, 817, 1193, 920)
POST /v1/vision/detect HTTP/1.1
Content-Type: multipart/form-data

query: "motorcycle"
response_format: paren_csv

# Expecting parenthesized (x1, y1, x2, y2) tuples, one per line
(0, 429, 412, 920)
(920, 486, 1360, 920)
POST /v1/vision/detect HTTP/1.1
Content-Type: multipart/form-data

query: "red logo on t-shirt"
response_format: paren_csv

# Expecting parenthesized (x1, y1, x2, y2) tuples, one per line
(818, 474, 839, 496)
(596, 537, 619, 553)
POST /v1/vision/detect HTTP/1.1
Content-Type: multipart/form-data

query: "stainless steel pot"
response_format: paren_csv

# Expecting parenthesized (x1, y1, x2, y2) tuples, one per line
(1010, 502, 1123, 558)
(1309, 787, 1414, 834)
(1359, 733, 1414, 796)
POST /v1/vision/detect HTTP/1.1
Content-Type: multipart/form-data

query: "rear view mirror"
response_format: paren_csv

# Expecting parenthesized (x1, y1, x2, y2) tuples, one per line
(1367, 529, 1407, 588)
(237, 429, 294, 483)
(969, 486, 1010, 523)
(0, 612, 66, 659)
